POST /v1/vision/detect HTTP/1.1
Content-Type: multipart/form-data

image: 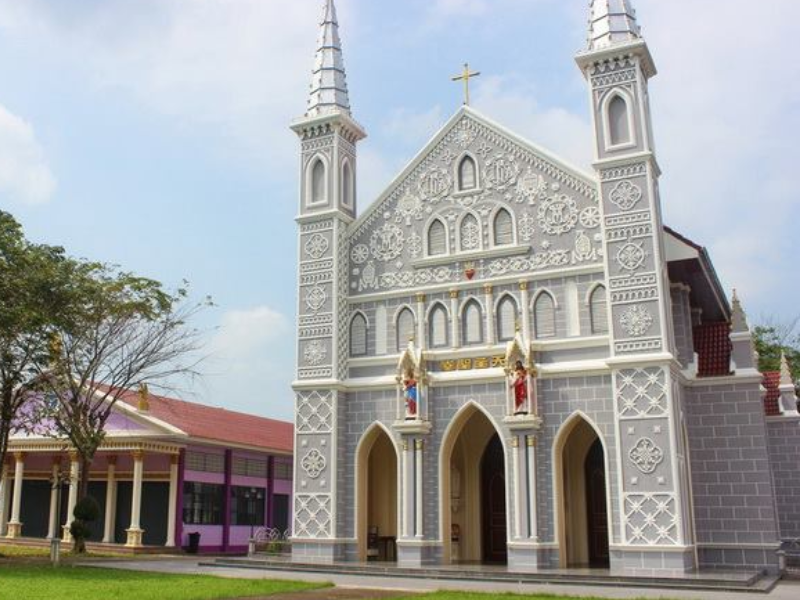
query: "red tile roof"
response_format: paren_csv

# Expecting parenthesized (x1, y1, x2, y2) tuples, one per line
(763, 371, 781, 417)
(115, 389, 293, 453)
(693, 322, 732, 377)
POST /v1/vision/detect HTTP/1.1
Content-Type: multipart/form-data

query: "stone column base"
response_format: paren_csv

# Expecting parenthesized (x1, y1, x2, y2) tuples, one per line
(5, 521, 21, 539)
(291, 540, 346, 564)
(610, 546, 697, 573)
(507, 543, 558, 571)
(396, 540, 439, 567)
(61, 524, 73, 543)
(125, 528, 144, 548)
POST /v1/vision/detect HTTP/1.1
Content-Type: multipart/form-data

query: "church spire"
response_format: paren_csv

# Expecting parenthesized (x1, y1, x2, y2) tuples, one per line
(587, 0, 642, 50)
(306, 0, 351, 118)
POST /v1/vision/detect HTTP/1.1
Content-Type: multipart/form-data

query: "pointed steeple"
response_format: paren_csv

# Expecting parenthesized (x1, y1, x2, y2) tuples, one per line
(306, 0, 351, 118)
(780, 352, 794, 387)
(730, 289, 749, 333)
(587, 0, 642, 50)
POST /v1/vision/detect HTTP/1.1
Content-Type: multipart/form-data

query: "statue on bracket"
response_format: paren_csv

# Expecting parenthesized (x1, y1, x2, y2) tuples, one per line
(510, 360, 528, 415)
(396, 339, 428, 422)
(403, 368, 418, 419)
(504, 330, 538, 417)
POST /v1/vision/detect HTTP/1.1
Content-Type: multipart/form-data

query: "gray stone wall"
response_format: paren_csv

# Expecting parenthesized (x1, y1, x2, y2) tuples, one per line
(685, 381, 781, 570)
(766, 418, 800, 541)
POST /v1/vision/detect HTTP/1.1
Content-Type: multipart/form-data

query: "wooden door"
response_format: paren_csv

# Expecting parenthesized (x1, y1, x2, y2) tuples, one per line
(481, 434, 508, 564)
(585, 439, 609, 567)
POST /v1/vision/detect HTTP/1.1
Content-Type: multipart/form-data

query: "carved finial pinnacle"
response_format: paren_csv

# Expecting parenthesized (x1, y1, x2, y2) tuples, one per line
(780, 351, 794, 386)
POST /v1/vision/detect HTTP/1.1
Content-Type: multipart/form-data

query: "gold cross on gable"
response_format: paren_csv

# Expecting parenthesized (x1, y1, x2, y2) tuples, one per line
(451, 63, 481, 106)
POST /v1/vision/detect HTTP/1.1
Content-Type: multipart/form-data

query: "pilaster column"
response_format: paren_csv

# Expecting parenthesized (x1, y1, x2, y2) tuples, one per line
(125, 449, 145, 547)
(165, 454, 179, 547)
(102, 456, 117, 543)
(519, 281, 530, 341)
(526, 435, 538, 540)
(414, 439, 423, 539)
(402, 440, 411, 538)
(6, 452, 25, 538)
(47, 459, 61, 539)
(416, 293, 426, 349)
(0, 460, 9, 537)
(449, 290, 460, 348)
(62, 451, 80, 542)
(511, 436, 521, 539)
(484, 284, 495, 344)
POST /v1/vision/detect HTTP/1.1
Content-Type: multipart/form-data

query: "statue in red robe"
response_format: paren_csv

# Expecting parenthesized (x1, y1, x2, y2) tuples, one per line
(403, 369, 418, 419)
(510, 360, 528, 415)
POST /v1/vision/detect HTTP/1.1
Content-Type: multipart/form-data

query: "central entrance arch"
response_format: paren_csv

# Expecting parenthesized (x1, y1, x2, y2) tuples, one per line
(440, 402, 508, 564)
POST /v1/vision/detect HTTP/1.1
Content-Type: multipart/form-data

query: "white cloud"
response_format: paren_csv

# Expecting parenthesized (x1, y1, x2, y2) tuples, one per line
(0, 104, 56, 205)
(201, 305, 294, 419)
(383, 106, 445, 148)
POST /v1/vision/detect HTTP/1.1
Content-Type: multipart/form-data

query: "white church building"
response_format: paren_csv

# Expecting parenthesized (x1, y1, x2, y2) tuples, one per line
(290, 0, 800, 574)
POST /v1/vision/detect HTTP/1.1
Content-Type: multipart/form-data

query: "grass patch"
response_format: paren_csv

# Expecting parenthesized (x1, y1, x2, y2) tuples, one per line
(0, 565, 324, 600)
(0, 544, 127, 560)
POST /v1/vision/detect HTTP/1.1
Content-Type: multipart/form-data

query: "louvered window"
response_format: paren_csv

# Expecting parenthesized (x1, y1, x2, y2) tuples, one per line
(397, 308, 415, 352)
(608, 95, 631, 146)
(534, 292, 556, 339)
(458, 156, 477, 191)
(493, 209, 513, 246)
(590, 285, 609, 335)
(462, 300, 483, 346)
(496, 296, 518, 342)
(428, 219, 447, 256)
(429, 304, 449, 348)
(311, 159, 326, 204)
(350, 313, 368, 357)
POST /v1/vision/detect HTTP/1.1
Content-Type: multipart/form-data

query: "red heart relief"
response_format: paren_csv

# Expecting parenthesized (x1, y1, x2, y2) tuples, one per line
(465, 268, 476, 280)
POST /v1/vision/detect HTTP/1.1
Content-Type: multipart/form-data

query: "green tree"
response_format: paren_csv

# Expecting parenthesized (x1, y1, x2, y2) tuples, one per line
(753, 318, 800, 391)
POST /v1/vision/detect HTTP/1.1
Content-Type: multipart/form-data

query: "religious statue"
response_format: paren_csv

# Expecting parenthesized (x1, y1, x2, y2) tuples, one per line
(403, 369, 418, 419)
(509, 360, 528, 415)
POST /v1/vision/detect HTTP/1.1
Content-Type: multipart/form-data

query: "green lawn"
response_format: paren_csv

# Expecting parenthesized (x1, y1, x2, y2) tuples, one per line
(0, 565, 324, 600)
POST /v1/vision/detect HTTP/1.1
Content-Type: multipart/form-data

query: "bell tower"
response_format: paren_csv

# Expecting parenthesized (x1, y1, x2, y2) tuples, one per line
(290, 0, 366, 563)
(576, 0, 696, 571)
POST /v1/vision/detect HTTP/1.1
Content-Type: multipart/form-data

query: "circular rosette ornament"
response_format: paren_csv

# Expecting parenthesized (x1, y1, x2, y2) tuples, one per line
(350, 244, 369, 265)
(484, 155, 520, 193)
(394, 189, 425, 225)
(538, 194, 579, 236)
(370, 224, 405, 262)
(620, 304, 655, 338)
(417, 167, 452, 203)
(609, 180, 643, 211)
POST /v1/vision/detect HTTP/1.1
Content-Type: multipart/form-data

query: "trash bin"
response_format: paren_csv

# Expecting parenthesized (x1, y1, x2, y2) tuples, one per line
(187, 532, 201, 554)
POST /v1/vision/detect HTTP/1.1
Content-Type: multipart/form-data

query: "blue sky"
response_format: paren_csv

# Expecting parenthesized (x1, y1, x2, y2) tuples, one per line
(1, 0, 798, 421)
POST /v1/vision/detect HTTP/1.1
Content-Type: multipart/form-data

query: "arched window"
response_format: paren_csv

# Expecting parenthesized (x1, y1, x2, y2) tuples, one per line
(428, 219, 447, 256)
(608, 95, 631, 146)
(589, 285, 609, 335)
(428, 304, 449, 349)
(496, 295, 518, 343)
(462, 299, 484, 346)
(458, 155, 477, 191)
(459, 214, 480, 252)
(350, 313, 368, 357)
(342, 161, 353, 207)
(493, 208, 514, 246)
(311, 159, 326, 205)
(534, 292, 556, 339)
(396, 308, 415, 352)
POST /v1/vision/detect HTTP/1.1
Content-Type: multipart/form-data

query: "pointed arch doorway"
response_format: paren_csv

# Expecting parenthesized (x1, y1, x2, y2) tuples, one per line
(440, 404, 508, 565)
(356, 425, 399, 562)
(555, 414, 610, 568)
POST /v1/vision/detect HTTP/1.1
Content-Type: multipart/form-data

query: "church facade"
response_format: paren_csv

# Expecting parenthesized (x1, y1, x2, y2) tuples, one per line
(290, 0, 800, 574)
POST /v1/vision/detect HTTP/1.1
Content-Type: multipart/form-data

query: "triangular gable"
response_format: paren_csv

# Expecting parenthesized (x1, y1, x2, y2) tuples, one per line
(348, 106, 603, 296)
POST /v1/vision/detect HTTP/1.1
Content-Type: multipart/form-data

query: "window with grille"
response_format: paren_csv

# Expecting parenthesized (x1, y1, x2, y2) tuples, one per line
(428, 304, 449, 348)
(458, 155, 477, 191)
(397, 308, 415, 351)
(496, 295, 518, 342)
(182, 482, 224, 525)
(493, 209, 514, 246)
(534, 292, 556, 339)
(590, 285, 609, 335)
(230, 486, 267, 526)
(232, 457, 268, 478)
(428, 219, 447, 256)
(350, 313, 368, 357)
(185, 451, 225, 474)
(462, 300, 483, 346)
(273, 461, 293, 480)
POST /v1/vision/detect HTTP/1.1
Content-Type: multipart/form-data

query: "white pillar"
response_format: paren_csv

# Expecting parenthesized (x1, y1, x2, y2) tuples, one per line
(0, 460, 10, 537)
(519, 281, 530, 341)
(450, 290, 460, 348)
(414, 439, 423, 539)
(402, 440, 410, 539)
(416, 293, 426, 349)
(62, 452, 80, 542)
(47, 460, 61, 539)
(527, 435, 538, 540)
(165, 454, 179, 547)
(126, 450, 145, 547)
(484, 284, 495, 344)
(102, 456, 117, 543)
(512, 437, 521, 539)
(6, 452, 25, 538)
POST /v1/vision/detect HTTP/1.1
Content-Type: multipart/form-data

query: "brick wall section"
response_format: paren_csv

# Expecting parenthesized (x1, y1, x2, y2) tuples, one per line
(766, 418, 800, 541)
(685, 381, 781, 550)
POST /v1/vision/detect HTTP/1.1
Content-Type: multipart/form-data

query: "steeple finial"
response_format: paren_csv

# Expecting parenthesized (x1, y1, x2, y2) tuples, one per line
(730, 288, 749, 333)
(780, 352, 794, 387)
(306, 0, 351, 118)
(587, 0, 641, 51)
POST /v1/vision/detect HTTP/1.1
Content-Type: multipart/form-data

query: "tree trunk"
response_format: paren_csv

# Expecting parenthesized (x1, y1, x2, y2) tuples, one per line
(78, 454, 93, 501)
